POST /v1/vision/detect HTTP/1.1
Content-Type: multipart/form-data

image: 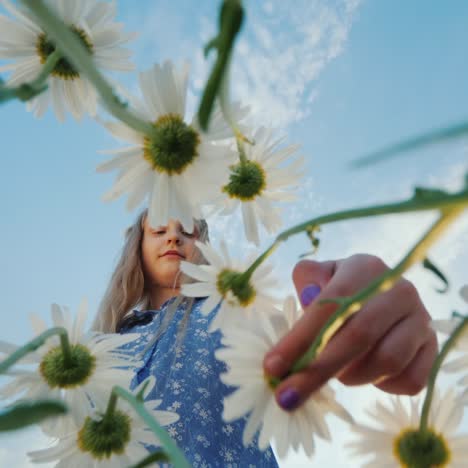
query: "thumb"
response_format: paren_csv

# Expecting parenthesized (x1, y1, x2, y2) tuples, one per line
(263, 259, 337, 378)
(293, 259, 336, 308)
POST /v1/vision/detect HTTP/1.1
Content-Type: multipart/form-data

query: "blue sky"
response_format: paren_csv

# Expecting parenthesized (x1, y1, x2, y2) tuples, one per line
(1, 0, 468, 466)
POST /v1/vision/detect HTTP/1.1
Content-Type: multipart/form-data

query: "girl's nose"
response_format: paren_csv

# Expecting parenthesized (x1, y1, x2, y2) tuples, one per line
(166, 229, 182, 244)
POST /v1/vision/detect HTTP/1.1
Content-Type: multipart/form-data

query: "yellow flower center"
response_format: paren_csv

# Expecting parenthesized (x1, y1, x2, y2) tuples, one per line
(223, 160, 266, 201)
(143, 114, 200, 174)
(77, 412, 131, 459)
(36, 27, 93, 79)
(39, 344, 96, 388)
(394, 427, 450, 467)
(216, 268, 256, 307)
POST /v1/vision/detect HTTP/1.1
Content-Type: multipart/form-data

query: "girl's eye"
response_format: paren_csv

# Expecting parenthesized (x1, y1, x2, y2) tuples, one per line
(152, 230, 166, 235)
(182, 230, 194, 237)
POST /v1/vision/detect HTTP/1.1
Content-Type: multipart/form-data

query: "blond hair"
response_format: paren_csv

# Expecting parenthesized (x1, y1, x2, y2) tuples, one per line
(92, 209, 209, 333)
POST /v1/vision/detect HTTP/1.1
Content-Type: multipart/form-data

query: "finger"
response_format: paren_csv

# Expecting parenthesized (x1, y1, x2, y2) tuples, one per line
(264, 256, 389, 378)
(337, 313, 433, 386)
(270, 277, 423, 410)
(375, 333, 438, 395)
(272, 281, 419, 411)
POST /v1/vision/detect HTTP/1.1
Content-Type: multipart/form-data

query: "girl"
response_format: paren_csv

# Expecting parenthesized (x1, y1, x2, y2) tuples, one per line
(92, 209, 279, 466)
(92, 209, 436, 465)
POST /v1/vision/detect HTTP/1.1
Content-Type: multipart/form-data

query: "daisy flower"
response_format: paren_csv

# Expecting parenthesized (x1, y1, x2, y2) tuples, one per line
(28, 376, 180, 467)
(0, 0, 135, 120)
(0, 298, 140, 437)
(180, 240, 279, 332)
(97, 60, 244, 233)
(212, 127, 304, 245)
(215, 296, 352, 459)
(431, 284, 468, 387)
(347, 388, 468, 467)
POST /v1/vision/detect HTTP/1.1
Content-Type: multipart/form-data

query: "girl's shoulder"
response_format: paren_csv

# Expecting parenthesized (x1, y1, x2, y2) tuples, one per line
(118, 309, 156, 333)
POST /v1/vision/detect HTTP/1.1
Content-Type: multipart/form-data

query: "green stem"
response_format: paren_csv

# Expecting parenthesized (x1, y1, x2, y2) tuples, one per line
(102, 391, 118, 424)
(419, 316, 468, 432)
(28, 50, 61, 89)
(111, 386, 190, 468)
(244, 240, 280, 280)
(197, 0, 244, 130)
(0, 327, 68, 374)
(19, 0, 155, 137)
(59, 330, 73, 368)
(0, 50, 61, 103)
(351, 119, 468, 168)
(292, 207, 465, 372)
(236, 138, 248, 164)
(248, 186, 468, 283)
(277, 187, 468, 243)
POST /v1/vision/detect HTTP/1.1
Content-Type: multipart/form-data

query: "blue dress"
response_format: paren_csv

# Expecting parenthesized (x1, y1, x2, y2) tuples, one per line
(119, 296, 279, 467)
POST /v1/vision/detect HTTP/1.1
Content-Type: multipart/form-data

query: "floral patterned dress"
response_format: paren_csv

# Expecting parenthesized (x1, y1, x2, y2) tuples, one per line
(119, 296, 279, 467)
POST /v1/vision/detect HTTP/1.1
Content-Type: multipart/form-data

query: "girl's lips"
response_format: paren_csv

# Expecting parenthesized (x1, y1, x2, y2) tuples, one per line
(161, 251, 185, 258)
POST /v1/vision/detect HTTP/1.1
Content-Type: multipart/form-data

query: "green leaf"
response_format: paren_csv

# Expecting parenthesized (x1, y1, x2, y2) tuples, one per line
(15, 82, 49, 101)
(130, 450, 170, 468)
(422, 257, 449, 293)
(350, 120, 468, 168)
(412, 187, 449, 201)
(0, 78, 49, 104)
(197, 0, 244, 130)
(203, 37, 220, 57)
(0, 400, 67, 431)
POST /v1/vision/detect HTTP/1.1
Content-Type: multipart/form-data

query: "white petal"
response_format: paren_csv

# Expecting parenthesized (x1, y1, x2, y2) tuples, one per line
(241, 202, 260, 246)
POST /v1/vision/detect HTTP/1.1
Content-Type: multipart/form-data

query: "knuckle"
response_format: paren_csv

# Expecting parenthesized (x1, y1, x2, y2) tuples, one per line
(345, 322, 373, 347)
(363, 255, 388, 276)
(306, 362, 331, 388)
(395, 278, 418, 303)
(378, 350, 405, 375)
(402, 372, 427, 396)
(333, 283, 353, 298)
(348, 254, 387, 275)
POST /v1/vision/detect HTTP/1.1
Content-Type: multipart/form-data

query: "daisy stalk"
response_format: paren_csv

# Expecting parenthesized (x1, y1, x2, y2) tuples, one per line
(420, 314, 468, 432)
(247, 183, 468, 281)
(0, 326, 71, 431)
(0, 49, 61, 103)
(18, 0, 154, 135)
(351, 119, 468, 168)
(198, 0, 244, 130)
(0, 326, 70, 374)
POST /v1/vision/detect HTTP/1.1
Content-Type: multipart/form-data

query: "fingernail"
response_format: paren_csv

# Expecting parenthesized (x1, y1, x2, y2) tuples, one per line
(278, 388, 300, 411)
(264, 354, 287, 377)
(300, 284, 321, 307)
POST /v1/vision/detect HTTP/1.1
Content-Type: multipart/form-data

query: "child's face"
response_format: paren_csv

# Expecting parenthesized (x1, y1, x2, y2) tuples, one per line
(141, 218, 198, 290)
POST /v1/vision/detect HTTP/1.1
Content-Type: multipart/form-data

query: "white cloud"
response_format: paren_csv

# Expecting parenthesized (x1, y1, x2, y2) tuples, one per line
(197, 0, 363, 129)
(127, 0, 363, 130)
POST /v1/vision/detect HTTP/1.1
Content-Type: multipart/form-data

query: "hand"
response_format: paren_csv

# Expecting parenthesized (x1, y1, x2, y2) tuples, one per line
(263, 254, 438, 411)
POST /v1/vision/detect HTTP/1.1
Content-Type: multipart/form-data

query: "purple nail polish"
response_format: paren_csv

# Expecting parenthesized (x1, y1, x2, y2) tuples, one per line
(300, 284, 321, 307)
(278, 388, 300, 411)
